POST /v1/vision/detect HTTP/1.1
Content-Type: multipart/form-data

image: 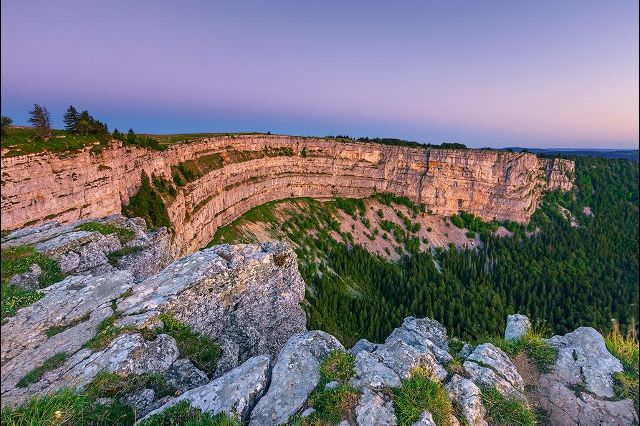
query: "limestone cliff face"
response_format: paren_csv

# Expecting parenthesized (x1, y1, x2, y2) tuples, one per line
(0, 136, 574, 255)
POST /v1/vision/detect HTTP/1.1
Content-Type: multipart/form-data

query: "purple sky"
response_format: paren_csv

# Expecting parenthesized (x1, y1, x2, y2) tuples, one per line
(1, 1, 638, 148)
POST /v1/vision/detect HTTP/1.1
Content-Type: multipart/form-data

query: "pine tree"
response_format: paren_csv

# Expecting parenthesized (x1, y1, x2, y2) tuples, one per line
(28, 104, 51, 138)
(63, 106, 79, 132)
(1, 116, 12, 136)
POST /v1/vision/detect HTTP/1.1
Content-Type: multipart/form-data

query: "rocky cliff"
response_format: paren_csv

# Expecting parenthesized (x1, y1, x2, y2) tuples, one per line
(1, 218, 636, 424)
(1, 136, 574, 255)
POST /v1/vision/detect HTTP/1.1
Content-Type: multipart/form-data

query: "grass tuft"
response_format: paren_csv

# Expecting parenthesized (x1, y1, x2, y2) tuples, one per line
(16, 352, 68, 388)
(319, 351, 356, 384)
(86, 371, 176, 400)
(0, 387, 135, 426)
(606, 320, 639, 412)
(393, 369, 454, 426)
(486, 323, 557, 373)
(157, 314, 220, 375)
(481, 387, 536, 426)
(75, 221, 136, 244)
(45, 312, 91, 337)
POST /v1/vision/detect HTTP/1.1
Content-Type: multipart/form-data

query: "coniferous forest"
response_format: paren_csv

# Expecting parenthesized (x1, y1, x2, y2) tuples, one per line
(213, 156, 639, 347)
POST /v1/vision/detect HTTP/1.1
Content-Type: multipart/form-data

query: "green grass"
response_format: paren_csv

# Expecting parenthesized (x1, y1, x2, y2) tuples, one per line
(76, 221, 136, 244)
(138, 400, 240, 426)
(45, 312, 91, 337)
(84, 313, 139, 351)
(319, 351, 356, 383)
(86, 371, 176, 400)
(393, 369, 454, 426)
(481, 387, 536, 426)
(305, 384, 360, 424)
(1, 246, 65, 319)
(107, 246, 143, 266)
(171, 153, 224, 186)
(295, 350, 359, 425)
(0, 387, 135, 426)
(0, 127, 110, 157)
(16, 352, 68, 388)
(486, 324, 557, 373)
(157, 314, 220, 375)
(605, 321, 639, 412)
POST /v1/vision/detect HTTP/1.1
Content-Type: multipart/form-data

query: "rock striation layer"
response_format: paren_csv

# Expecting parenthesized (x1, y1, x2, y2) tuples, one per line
(1, 135, 574, 255)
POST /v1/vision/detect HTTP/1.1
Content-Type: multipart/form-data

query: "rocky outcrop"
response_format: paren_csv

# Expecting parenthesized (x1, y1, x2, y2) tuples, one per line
(144, 355, 271, 423)
(1, 215, 172, 280)
(249, 331, 344, 425)
(0, 240, 306, 409)
(1, 135, 574, 255)
(537, 327, 638, 425)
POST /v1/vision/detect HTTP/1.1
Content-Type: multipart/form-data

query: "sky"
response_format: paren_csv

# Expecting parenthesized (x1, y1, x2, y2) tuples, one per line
(1, 0, 638, 149)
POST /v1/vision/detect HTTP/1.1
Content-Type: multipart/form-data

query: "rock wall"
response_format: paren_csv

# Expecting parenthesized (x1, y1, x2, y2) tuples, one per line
(0, 136, 574, 255)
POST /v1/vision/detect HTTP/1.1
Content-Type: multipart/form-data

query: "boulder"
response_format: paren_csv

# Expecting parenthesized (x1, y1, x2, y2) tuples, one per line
(445, 375, 487, 426)
(351, 350, 402, 390)
(118, 242, 306, 370)
(355, 388, 397, 426)
(8, 263, 42, 290)
(411, 410, 436, 426)
(536, 327, 638, 425)
(350, 338, 381, 355)
(375, 338, 447, 381)
(385, 317, 452, 363)
(164, 359, 209, 393)
(145, 355, 271, 423)
(464, 343, 525, 400)
(545, 327, 623, 398)
(504, 314, 531, 342)
(249, 331, 343, 426)
(538, 373, 637, 425)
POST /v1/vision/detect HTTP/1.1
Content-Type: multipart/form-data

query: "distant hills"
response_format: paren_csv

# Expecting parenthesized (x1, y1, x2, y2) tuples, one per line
(505, 147, 639, 161)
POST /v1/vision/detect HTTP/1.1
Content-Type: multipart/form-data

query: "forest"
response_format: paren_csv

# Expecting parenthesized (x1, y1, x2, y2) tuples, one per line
(211, 156, 639, 347)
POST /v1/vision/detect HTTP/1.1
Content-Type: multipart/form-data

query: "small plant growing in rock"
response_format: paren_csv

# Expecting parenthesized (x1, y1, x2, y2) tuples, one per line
(17, 352, 68, 388)
(76, 221, 136, 244)
(157, 314, 221, 375)
(86, 371, 176, 400)
(481, 387, 536, 426)
(295, 351, 359, 425)
(393, 368, 453, 426)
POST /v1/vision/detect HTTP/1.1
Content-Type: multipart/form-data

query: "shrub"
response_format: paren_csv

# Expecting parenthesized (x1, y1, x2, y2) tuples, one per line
(138, 400, 240, 426)
(17, 352, 68, 388)
(481, 387, 536, 426)
(393, 369, 453, 426)
(76, 221, 136, 244)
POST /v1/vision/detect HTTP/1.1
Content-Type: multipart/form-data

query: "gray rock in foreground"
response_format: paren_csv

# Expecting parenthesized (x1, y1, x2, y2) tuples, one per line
(249, 331, 343, 426)
(144, 355, 271, 423)
(537, 326, 638, 425)
(504, 314, 531, 342)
